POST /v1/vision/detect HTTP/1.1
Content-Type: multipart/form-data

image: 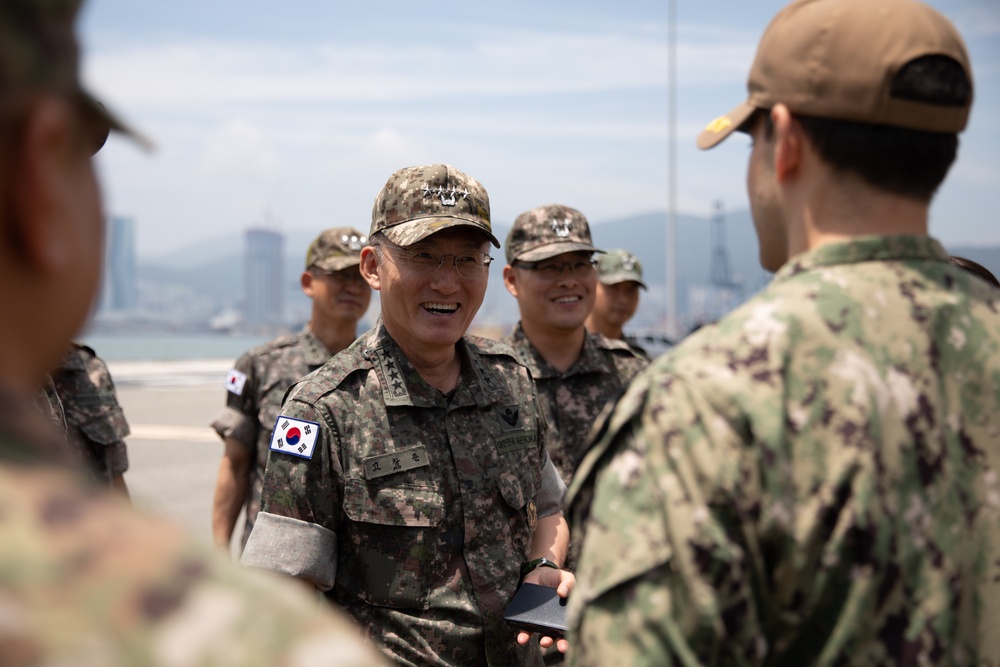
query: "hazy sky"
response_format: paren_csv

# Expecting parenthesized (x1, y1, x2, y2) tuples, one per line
(79, 0, 1000, 259)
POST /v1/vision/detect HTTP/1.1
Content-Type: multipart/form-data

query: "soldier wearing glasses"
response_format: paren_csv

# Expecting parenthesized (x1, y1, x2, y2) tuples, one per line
(502, 205, 647, 486)
(242, 164, 573, 666)
(210, 227, 371, 555)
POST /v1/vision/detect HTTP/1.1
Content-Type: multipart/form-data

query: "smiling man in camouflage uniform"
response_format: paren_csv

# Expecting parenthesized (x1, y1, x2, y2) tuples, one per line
(502, 206, 647, 486)
(242, 164, 574, 665)
(211, 226, 370, 554)
(565, 0, 1000, 665)
(0, 1, 385, 664)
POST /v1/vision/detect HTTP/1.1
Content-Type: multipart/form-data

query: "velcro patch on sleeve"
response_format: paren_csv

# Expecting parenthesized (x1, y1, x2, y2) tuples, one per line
(269, 415, 321, 460)
(225, 369, 248, 396)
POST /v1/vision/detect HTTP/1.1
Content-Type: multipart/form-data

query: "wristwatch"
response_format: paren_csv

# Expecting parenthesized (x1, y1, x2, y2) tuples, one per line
(520, 557, 560, 582)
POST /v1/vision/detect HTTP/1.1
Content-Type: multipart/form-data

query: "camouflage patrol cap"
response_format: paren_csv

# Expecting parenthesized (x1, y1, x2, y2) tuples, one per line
(305, 226, 367, 272)
(505, 204, 604, 264)
(0, 0, 148, 150)
(370, 164, 500, 248)
(697, 0, 973, 150)
(597, 249, 647, 290)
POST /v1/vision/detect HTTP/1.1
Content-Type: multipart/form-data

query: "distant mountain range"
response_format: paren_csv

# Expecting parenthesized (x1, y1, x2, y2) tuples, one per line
(137, 210, 1000, 334)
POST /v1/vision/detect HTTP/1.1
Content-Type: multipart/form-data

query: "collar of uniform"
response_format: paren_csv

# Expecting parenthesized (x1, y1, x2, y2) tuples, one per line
(58, 344, 93, 372)
(508, 322, 616, 379)
(300, 325, 334, 365)
(0, 384, 70, 466)
(364, 319, 488, 409)
(774, 235, 950, 282)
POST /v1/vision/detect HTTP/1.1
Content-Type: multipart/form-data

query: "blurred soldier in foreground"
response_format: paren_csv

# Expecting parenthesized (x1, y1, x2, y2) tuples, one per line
(242, 164, 574, 665)
(0, 1, 383, 664)
(502, 206, 647, 485)
(46, 342, 131, 496)
(565, 0, 1000, 664)
(584, 248, 649, 360)
(211, 226, 370, 554)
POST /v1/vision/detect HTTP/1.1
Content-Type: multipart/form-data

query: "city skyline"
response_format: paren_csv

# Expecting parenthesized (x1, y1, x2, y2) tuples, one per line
(79, 0, 999, 262)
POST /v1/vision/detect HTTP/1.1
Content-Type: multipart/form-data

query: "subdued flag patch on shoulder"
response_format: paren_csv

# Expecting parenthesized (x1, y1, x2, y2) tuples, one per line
(225, 369, 248, 396)
(269, 415, 320, 460)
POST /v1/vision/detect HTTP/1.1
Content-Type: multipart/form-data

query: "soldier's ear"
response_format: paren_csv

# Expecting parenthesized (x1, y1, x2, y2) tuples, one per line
(502, 264, 520, 298)
(7, 96, 79, 273)
(300, 271, 316, 297)
(360, 246, 381, 292)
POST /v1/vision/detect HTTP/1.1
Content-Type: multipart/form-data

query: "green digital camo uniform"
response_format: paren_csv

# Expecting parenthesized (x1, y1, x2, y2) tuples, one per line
(211, 328, 332, 550)
(566, 236, 1000, 666)
(504, 323, 648, 484)
(49, 344, 130, 487)
(242, 321, 565, 666)
(0, 389, 385, 667)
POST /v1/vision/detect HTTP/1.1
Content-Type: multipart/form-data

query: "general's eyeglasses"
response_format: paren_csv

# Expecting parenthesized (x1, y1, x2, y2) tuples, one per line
(513, 258, 597, 280)
(379, 239, 493, 279)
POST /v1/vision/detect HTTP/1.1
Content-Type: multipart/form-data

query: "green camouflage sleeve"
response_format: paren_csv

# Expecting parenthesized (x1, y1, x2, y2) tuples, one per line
(567, 371, 759, 667)
(0, 462, 385, 666)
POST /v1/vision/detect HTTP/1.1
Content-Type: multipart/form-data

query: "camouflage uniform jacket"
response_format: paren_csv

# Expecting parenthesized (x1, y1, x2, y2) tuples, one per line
(565, 236, 1000, 667)
(48, 343, 130, 486)
(504, 323, 648, 484)
(0, 386, 386, 667)
(242, 321, 565, 667)
(211, 327, 332, 550)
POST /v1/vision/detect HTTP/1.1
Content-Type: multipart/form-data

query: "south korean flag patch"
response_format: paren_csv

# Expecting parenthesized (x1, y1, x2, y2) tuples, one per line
(225, 369, 247, 396)
(269, 415, 320, 460)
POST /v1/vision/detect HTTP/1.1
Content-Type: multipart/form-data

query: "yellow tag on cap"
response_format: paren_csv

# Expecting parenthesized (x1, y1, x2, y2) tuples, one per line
(704, 116, 733, 134)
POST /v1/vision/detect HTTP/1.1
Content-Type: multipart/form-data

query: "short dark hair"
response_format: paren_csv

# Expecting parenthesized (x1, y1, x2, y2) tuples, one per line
(796, 55, 970, 201)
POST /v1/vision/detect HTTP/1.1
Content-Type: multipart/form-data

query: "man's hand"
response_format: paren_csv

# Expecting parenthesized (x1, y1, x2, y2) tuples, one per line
(515, 566, 576, 653)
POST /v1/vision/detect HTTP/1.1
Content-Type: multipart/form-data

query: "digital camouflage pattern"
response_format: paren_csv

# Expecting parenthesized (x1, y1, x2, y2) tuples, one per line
(505, 204, 602, 264)
(305, 226, 367, 272)
(504, 323, 648, 485)
(622, 336, 651, 362)
(47, 343, 130, 487)
(370, 163, 500, 248)
(243, 321, 562, 666)
(596, 248, 647, 290)
(211, 327, 333, 551)
(0, 387, 385, 667)
(565, 236, 1000, 666)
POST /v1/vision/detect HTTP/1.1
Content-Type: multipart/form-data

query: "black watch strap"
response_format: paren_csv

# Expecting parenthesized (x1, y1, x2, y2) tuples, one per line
(520, 557, 560, 582)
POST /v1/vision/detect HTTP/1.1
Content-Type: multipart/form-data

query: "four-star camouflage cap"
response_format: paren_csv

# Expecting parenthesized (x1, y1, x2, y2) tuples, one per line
(305, 226, 367, 272)
(370, 164, 499, 248)
(596, 249, 647, 290)
(0, 0, 150, 151)
(697, 0, 973, 150)
(505, 204, 604, 264)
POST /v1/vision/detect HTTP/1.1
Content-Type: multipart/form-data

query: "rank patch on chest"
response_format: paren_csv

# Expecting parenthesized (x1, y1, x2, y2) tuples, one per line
(225, 369, 247, 396)
(269, 415, 320, 460)
(495, 404, 522, 432)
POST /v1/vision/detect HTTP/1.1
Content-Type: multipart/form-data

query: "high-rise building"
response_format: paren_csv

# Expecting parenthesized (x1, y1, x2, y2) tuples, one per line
(244, 228, 284, 326)
(99, 215, 138, 313)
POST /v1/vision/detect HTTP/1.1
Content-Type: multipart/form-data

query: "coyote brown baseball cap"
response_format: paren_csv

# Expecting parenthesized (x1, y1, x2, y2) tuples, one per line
(370, 164, 499, 248)
(505, 204, 604, 264)
(0, 0, 150, 151)
(697, 0, 973, 150)
(305, 227, 367, 272)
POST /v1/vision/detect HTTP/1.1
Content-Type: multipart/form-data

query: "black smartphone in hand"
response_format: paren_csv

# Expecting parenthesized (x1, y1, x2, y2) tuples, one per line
(503, 582, 568, 639)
